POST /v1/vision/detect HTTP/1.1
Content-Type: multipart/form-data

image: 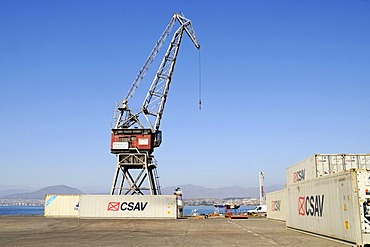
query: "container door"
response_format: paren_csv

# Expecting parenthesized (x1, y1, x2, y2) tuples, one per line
(316, 155, 329, 176)
(344, 155, 359, 170)
(329, 155, 344, 174)
(359, 155, 370, 170)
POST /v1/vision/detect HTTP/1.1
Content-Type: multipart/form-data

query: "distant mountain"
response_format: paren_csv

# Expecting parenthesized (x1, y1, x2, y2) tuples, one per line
(0, 189, 32, 198)
(1, 184, 284, 199)
(0, 185, 36, 198)
(1, 185, 82, 199)
(0, 185, 36, 191)
(161, 184, 284, 199)
(78, 186, 109, 194)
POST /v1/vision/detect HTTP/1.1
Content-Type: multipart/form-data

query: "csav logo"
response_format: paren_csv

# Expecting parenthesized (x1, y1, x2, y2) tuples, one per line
(293, 169, 305, 183)
(107, 202, 120, 211)
(271, 200, 281, 211)
(298, 195, 324, 217)
(107, 201, 148, 212)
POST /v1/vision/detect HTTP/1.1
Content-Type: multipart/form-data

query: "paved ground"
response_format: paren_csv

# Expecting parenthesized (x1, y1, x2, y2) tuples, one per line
(0, 216, 349, 246)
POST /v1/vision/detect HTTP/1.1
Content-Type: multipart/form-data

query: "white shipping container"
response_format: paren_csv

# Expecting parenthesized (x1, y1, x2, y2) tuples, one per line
(286, 155, 317, 185)
(286, 169, 370, 246)
(266, 189, 286, 222)
(44, 194, 80, 218)
(79, 195, 177, 219)
(286, 154, 370, 186)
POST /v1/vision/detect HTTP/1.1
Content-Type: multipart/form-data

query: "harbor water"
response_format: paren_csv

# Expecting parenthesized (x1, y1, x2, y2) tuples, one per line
(0, 206, 44, 216)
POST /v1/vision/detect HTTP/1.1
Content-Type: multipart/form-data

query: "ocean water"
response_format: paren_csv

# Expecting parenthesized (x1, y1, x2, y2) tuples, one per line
(0, 206, 44, 216)
(183, 205, 255, 216)
(0, 205, 256, 216)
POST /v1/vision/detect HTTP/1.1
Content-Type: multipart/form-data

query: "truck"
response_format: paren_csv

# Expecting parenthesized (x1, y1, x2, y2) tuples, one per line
(247, 205, 267, 215)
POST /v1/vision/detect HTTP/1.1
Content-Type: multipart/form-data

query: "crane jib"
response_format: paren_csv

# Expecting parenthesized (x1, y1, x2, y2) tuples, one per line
(112, 12, 199, 153)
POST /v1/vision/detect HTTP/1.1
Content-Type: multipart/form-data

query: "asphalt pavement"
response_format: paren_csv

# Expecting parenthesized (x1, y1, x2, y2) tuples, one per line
(0, 216, 349, 246)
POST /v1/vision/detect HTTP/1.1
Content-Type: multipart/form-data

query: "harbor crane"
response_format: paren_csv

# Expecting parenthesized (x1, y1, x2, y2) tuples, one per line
(110, 13, 200, 195)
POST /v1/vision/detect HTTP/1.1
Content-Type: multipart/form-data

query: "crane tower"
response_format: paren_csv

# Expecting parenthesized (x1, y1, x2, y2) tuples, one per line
(110, 13, 200, 195)
(259, 171, 266, 205)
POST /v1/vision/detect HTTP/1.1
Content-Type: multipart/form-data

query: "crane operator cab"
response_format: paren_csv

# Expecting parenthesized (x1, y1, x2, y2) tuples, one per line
(111, 129, 162, 154)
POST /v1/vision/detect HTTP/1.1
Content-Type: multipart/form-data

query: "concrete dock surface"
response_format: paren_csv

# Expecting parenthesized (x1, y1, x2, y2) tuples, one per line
(0, 216, 349, 246)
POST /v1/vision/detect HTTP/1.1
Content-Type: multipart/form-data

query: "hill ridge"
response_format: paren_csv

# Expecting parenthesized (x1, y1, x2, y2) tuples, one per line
(1, 185, 82, 199)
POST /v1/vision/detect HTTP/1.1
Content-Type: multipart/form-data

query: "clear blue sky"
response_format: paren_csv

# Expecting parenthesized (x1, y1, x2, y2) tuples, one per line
(1, 0, 369, 192)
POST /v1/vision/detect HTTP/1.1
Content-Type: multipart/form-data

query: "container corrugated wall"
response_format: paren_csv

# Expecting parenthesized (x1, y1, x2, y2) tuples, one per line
(79, 195, 177, 219)
(286, 154, 370, 186)
(286, 155, 316, 185)
(285, 170, 370, 246)
(266, 189, 286, 221)
(44, 194, 80, 218)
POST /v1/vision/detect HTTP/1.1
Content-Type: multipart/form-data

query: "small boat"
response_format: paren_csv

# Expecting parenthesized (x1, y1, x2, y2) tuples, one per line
(225, 203, 240, 210)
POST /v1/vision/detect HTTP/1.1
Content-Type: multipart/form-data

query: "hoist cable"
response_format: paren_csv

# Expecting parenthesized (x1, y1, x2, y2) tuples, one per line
(198, 49, 202, 110)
